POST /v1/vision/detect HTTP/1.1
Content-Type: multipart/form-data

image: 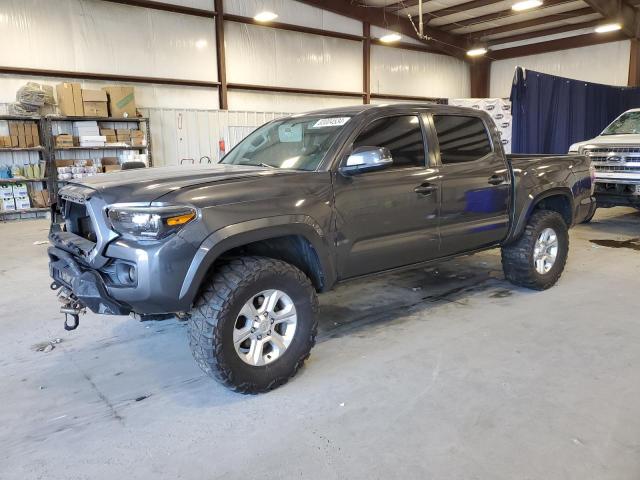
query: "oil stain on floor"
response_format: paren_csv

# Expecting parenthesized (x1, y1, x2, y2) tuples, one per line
(590, 238, 640, 251)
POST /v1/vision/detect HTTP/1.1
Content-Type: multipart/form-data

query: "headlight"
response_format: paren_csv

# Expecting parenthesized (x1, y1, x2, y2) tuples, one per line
(107, 205, 196, 240)
(568, 143, 580, 153)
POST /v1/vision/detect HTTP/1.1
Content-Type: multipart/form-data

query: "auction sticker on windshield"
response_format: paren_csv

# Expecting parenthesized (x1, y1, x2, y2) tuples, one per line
(311, 117, 350, 128)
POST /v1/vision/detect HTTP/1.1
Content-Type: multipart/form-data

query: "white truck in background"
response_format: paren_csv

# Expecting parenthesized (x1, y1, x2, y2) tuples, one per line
(570, 109, 640, 219)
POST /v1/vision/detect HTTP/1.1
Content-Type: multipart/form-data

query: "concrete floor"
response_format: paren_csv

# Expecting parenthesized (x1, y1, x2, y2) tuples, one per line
(1, 207, 639, 480)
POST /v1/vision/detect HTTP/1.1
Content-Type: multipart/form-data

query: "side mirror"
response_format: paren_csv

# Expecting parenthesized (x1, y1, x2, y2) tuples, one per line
(340, 146, 393, 175)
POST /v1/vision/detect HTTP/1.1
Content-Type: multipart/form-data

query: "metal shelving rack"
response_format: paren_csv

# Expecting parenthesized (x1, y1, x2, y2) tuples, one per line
(43, 116, 152, 205)
(0, 115, 49, 221)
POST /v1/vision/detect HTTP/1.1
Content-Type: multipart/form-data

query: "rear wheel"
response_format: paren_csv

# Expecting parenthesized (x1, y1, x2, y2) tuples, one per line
(188, 256, 318, 394)
(501, 210, 569, 290)
(581, 206, 596, 223)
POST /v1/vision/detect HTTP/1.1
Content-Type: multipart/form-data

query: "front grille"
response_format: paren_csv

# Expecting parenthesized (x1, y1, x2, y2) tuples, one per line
(584, 146, 640, 154)
(581, 145, 640, 176)
(594, 165, 640, 173)
(61, 199, 97, 243)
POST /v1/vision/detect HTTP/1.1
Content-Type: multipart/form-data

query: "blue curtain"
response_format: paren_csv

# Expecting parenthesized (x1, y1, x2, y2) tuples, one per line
(510, 67, 640, 154)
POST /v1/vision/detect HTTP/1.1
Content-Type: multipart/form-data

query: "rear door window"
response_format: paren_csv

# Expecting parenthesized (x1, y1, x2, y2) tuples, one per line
(433, 115, 492, 164)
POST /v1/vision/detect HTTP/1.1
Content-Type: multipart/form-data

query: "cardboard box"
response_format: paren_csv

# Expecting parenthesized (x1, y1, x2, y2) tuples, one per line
(130, 137, 145, 147)
(105, 135, 117, 143)
(33, 131, 40, 146)
(0, 184, 13, 199)
(100, 128, 116, 136)
(17, 123, 25, 136)
(30, 123, 38, 136)
(14, 196, 30, 210)
(104, 165, 121, 172)
(0, 136, 10, 147)
(83, 102, 109, 117)
(30, 190, 50, 208)
(17, 135, 26, 148)
(102, 157, 119, 165)
(25, 135, 34, 148)
(55, 134, 75, 148)
(56, 82, 84, 116)
(82, 89, 107, 102)
(116, 129, 131, 136)
(81, 90, 108, 118)
(102, 86, 136, 118)
(9, 122, 18, 136)
(0, 198, 16, 212)
(55, 159, 94, 167)
(10, 136, 18, 147)
(130, 129, 144, 138)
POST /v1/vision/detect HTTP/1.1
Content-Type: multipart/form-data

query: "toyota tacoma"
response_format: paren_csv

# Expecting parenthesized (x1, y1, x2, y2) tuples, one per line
(48, 104, 595, 393)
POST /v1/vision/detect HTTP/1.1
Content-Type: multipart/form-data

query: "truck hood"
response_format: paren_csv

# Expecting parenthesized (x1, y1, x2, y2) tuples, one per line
(66, 164, 288, 204)
(570, 134, 640, 151)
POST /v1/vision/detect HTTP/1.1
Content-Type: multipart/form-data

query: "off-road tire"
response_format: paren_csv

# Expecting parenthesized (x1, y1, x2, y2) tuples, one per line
(581, 206, 596, 223)
(501, 210, 569, 290)
(188, 256, 318, 394)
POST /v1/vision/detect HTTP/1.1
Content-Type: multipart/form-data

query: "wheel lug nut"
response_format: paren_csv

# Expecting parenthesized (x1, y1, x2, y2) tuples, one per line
(251, 328, 255, 333)
(257, 335, 262, 340)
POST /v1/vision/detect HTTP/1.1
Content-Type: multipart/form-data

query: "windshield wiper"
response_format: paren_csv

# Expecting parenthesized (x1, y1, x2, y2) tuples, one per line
(258, 163, 276, 169)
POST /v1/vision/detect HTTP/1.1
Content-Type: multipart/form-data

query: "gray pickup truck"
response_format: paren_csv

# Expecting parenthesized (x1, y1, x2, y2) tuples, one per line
(48, 104, 595, 393)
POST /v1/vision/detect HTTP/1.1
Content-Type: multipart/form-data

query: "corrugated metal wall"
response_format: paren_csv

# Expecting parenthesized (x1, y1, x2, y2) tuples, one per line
(138, 108, 292, 167)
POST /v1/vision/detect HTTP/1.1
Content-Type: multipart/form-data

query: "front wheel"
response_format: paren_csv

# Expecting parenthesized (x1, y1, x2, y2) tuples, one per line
(188, 256, 318, 394)
(501, 210, 569, 290)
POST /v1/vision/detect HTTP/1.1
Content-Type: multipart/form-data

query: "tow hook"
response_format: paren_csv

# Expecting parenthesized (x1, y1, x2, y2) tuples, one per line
(54, 285, 86, 331)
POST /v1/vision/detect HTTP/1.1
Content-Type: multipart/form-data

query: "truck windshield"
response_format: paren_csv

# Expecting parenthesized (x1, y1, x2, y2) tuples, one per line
(220, 116, 352, 170)
(602, 111, 640, 135)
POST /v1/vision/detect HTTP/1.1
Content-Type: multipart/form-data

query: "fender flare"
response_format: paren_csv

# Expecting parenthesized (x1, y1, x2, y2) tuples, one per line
(178, 215, 336, 307)
(509, 187, 574, 242)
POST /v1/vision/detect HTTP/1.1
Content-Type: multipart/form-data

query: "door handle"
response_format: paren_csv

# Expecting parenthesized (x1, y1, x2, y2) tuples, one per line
(414, 183, 438, 195)
(488, 174, 506, 185)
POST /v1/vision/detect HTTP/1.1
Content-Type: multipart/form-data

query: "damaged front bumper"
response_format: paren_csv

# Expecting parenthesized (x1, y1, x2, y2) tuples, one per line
(48, 246, 132, 316)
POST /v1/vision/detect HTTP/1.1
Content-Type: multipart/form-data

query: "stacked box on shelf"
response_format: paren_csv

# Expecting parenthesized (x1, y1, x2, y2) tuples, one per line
(0, 120, 40, 149)
(56, 159, 100, 181)
(130, 129, 145, 147)
(73, 120, 105, 147)
(100, 128, 117, 143)
(81, 90, 108, 118)
(0, 181, 30, 212)
(54, 134, 74, 148)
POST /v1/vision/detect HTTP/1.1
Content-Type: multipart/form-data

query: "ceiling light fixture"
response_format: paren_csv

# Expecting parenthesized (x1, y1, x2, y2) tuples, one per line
(379, 33, 402, 43)
(511, 0, 543, 11)
(467, 47, 488, 57)
(595, 23, 622, 33)
(254, 11, 278, 22)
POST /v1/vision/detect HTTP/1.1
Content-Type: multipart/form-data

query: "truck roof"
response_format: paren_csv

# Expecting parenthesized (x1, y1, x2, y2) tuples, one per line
(301, 103, 485, 117)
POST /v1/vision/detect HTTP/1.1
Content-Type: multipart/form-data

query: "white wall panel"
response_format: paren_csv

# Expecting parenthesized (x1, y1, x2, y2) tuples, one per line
(224, 0, 362, 35)
(138, 108, 291, 167)
(371, 45, 470, 98)
(0, 77, 218, 109)
(0, 0, 217, 81)
(225, 22, 363, 92)
(490, 40, 631, 98)
(228, 90, 361, 112)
